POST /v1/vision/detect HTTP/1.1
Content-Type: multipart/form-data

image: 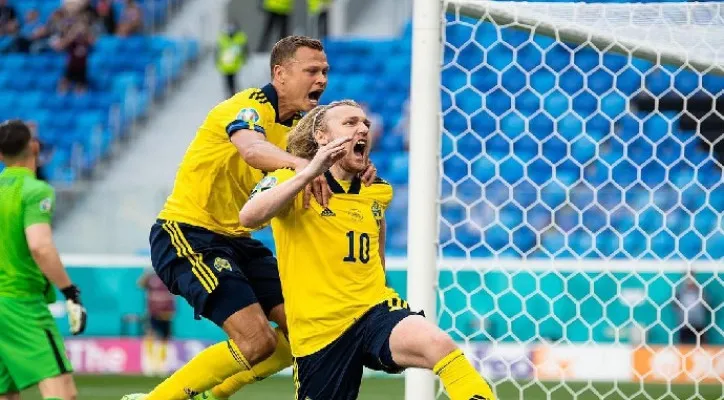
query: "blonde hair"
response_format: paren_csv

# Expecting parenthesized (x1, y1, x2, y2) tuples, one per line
(287, 100, 361, 160)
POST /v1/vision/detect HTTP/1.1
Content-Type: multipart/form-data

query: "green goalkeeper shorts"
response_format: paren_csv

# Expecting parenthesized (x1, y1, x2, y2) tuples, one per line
(0, 296, 73, 394)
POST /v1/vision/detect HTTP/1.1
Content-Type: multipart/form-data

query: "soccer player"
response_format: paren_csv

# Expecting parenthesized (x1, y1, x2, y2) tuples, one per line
(238, 101, 497, 400)
(0, 120, 87, 400)
(121, 36, 376, 400)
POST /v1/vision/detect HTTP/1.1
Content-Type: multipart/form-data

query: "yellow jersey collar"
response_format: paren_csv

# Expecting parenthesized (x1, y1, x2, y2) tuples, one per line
(324, 171, 361, 194)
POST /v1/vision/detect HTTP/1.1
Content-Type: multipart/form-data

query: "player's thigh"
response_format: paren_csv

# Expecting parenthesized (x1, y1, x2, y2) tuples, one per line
(388, 314, 457, 370)
(294, 331, 365, 400)
(37, 373, 77, 400)
(0, 298, 73, 392)
(232, 237, 284, 316)
(362, 298, 446, 372)
(219, 302, 277, 364)
(150, 220, 260, 326)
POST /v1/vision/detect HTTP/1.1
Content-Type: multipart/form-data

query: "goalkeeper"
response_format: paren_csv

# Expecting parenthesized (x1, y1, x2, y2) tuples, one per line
(0, 120, 87, 400)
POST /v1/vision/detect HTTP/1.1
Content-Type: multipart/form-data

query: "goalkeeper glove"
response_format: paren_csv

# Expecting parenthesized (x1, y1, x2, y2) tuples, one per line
(61, 284, 87, 335)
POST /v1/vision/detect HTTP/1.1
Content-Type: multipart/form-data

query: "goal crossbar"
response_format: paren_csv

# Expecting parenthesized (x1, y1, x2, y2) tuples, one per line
(448, 1, 724, 75)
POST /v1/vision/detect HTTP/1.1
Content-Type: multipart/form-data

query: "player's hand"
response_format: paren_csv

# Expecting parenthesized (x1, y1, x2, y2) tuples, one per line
(360, 162, 377, 186)
(300, 137, 351, 207)
(61, 285, 87, 335)
(305, 175, 332, 208)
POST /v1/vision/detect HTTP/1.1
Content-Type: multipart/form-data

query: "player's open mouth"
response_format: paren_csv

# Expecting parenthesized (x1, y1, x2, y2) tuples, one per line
(353, 139, 367, 156)
(308, 90, 323, 104)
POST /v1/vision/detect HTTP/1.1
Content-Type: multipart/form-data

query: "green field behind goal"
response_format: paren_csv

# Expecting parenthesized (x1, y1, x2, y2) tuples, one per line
(20, 375, 724, 399)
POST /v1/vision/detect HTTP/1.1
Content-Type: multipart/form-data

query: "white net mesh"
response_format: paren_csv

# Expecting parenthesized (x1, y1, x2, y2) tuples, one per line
(437, 1, 724, 398)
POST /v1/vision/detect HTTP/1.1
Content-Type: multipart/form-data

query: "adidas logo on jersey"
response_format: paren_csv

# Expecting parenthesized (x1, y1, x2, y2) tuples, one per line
(320, 208, 336, 217)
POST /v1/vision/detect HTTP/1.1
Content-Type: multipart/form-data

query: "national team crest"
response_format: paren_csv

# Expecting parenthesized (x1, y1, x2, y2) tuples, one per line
(237, 107, 260, 124)
(371, 201, 382, 220)
(214, 257, 232, 272)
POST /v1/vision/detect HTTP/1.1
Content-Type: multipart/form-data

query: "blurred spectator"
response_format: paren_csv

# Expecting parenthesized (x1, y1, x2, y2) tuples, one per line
(54, 20, 95, 93)
(95, 0, 117, 34)
(138, 270, 176, 375)
(116, 0, 143, 37)
(257, 0, 293, 52)
(47, 8, 70, 46)
(25, 121, 53, 182)
(9, 9, 49, 53)
(216, 23, 248, 98)
(308, 0, 332, 38)
(676, 274, 712, 345)
(0, 0, 18, 35)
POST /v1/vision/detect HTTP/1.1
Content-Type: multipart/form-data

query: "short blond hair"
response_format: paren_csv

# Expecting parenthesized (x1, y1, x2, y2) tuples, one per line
(287, 100, 361, 160)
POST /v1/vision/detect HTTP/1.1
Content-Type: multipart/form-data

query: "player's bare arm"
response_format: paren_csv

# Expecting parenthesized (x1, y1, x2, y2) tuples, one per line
(239, 136, 352, 228)
(25, 223, 72, 290)
(231, 129, 307, 173)
(25, 223, 87, 335)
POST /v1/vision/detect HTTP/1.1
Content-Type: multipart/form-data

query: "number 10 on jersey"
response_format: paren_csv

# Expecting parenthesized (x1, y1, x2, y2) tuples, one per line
(344, 231, 370, 264)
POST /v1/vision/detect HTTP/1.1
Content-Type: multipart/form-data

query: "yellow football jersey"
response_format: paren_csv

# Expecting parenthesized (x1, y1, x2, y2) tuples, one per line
(159, 84, 302, 236)
(257, 168, 398, 357)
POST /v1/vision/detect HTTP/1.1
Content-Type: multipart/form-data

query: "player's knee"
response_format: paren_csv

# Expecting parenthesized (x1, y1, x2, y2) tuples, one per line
(254, 326, 278, 361)
(229, 325, 277, 365)
(426, 330, 458, 367)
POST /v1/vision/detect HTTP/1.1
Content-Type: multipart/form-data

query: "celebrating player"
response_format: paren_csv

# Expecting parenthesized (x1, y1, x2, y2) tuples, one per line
(238, 101, 496, 400)
(0, 120, 87, 400)
(121, 36, 376, 400)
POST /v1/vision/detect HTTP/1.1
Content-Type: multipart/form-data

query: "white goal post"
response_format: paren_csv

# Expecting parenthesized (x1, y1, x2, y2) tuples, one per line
(406, 1, 724, 399)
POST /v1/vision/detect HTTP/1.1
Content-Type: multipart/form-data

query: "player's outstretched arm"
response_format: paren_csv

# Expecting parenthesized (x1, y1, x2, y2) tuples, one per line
(231, 130, 307, 172)
(25, 224, 88, 335)
(239, 137, 351, 228)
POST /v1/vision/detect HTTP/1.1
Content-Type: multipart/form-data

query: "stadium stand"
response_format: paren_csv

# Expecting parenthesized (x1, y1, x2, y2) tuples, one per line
(0, 0, 199, 185)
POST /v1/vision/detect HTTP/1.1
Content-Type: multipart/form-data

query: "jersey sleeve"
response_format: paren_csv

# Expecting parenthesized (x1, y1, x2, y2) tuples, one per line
(224, 95, 275, 138)
(22, 181, 55, 228)
(374, 177, 394, 211)
(249, 168, 300, 216)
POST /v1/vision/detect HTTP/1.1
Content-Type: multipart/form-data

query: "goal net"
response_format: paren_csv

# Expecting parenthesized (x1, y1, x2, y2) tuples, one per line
(407, 1, 724, 399)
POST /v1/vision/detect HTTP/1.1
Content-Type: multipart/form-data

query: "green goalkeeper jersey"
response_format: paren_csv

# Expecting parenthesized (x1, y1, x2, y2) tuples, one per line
(0, 166, 56, 302)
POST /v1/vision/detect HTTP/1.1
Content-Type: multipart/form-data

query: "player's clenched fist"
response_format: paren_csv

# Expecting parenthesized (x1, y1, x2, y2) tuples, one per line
(61, 284, 87, 335)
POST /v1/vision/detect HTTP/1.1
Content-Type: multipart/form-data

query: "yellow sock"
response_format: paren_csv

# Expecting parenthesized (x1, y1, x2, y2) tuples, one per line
(143, 336, 156, 373)
(433, 349, 496, 400)
(143, 336, 154, 358)
(158, 341, 168, 372)
(211, 328, 292, 399)
(146, 340, 252, 400)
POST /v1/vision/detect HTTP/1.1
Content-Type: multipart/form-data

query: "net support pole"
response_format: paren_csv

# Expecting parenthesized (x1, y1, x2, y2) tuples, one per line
(405, 0, 441, 399)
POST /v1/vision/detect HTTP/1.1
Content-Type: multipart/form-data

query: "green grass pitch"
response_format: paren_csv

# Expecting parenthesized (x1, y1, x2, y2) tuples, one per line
(20, 375, 723, 399)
